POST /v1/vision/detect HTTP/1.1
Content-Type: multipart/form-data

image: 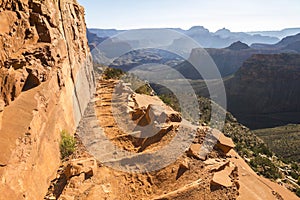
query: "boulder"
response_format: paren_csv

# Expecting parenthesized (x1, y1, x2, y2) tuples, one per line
(211, 162, 236, 187)
(179, 158, 190, 170)
(68, 158, 97, 179)
(209, 129, 235, 154)
(215, 131, 235, 154)
(187, 143, 206, 160)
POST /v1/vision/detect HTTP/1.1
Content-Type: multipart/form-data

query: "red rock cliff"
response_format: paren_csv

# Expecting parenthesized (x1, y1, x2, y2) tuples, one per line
(0, 0, 95, 199)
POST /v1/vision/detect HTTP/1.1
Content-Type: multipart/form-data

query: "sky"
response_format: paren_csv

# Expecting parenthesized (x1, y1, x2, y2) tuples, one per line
(78, 0, 300, 32)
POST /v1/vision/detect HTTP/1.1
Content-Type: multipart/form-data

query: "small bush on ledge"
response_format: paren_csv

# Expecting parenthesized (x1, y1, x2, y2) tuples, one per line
(103, 67, 125, 80)
(60, 130, 76, 159)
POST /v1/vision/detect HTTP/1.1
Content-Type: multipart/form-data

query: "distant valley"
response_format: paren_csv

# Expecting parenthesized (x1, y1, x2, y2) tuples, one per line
(88, 28, 300, 130)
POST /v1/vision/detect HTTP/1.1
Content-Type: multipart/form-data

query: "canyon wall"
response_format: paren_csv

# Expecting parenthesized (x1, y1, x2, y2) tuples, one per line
(226, 53, 300, 129)
(0, 0, 95, 199)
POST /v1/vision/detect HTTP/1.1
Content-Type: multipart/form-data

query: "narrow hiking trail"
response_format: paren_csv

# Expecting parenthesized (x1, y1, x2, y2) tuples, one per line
(45, 78, 296, 200)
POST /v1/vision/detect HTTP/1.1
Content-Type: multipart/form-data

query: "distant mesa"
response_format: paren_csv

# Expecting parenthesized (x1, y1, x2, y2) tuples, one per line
(251, 32, 300, 52)
(226, 41, 250, 50)
(88, 25, 281, 48)
(214, 28, 231, 37)
(187, 26, 210, 34)
(247, 27, 300, 39)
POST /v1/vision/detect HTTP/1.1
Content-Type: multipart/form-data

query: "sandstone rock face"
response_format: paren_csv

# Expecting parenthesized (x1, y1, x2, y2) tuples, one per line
(0, 0, 95, 199)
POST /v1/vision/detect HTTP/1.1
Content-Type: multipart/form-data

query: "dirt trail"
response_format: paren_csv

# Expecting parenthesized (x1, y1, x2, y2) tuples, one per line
(45, 78, 298, 200)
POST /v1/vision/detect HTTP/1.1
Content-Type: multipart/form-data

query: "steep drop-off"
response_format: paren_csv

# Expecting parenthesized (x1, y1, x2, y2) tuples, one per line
(0, 0, 95, 199)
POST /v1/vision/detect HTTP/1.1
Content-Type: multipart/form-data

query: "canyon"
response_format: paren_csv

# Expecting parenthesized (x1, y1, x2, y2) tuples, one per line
(0, 0, 299, 199)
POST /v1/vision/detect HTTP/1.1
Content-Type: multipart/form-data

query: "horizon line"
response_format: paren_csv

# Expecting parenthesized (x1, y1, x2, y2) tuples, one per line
(86, 26, 300, 33)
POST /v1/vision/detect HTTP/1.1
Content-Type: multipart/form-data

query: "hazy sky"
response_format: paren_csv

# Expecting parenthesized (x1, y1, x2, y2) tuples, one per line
(78, 0, 300, 32)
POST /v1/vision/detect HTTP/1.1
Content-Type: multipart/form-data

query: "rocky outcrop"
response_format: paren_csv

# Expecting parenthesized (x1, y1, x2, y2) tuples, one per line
(186, 129, 235, 160)
(0, 0, 95, 199)
(46, 157, 97, 199)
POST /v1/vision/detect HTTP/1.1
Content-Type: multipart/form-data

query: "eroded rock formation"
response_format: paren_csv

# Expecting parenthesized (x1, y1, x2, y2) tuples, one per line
(0, 0, 95, 199)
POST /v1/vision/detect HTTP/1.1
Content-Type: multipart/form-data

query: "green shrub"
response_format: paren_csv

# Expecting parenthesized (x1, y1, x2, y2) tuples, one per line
(249, 156, 281, 179)
(290, 171, 298, 180)
(291, 163, 299, 171)
(103, 67, 124, 79)
(296, 188, 300, 197)
(60, 130, 76, 159)
(158, 94, 180, 111)
(252, 144, 273, 157)
(135, 84, 153, 95)
(159, 95, 172, 106)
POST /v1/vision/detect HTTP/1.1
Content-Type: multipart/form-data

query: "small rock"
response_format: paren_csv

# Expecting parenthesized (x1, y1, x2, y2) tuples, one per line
(211, 162, 236, 188)
(179, 158, 190, 170)
(186, 144, 203, 160)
